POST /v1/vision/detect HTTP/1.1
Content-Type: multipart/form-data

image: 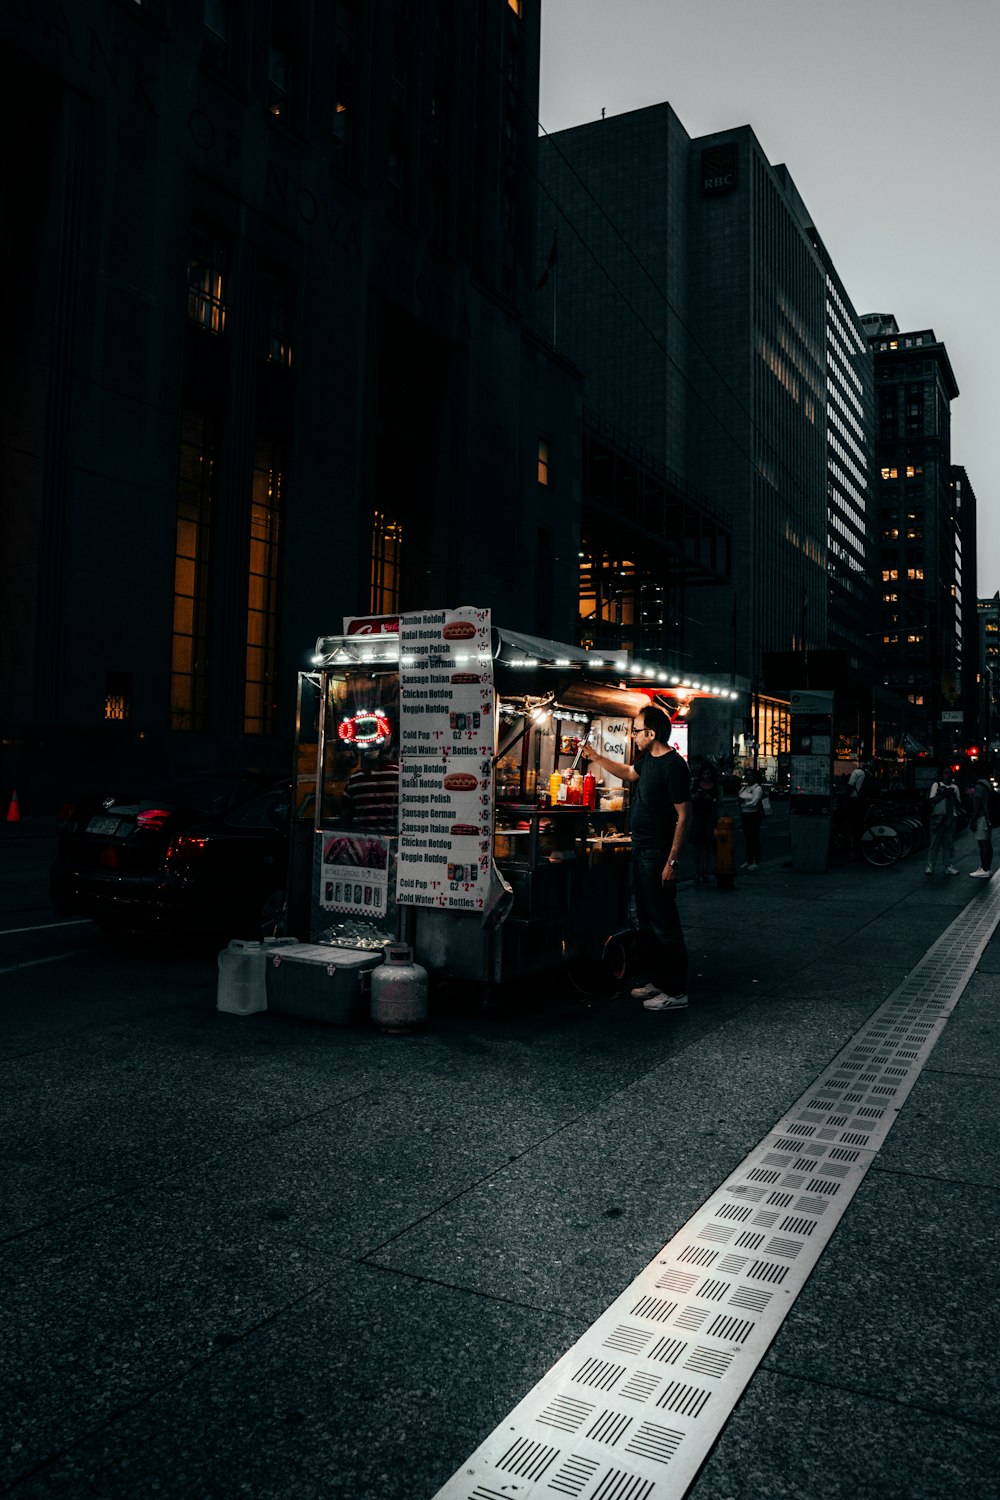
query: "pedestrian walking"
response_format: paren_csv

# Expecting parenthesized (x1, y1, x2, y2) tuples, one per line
(738, 769, 764, 870)
(969, 775, 994, 878)
(925, 765, 960, 875)
(583, 704, 691, 1012)
(689, 760, 721, 884)
(845, 760, 873, 859)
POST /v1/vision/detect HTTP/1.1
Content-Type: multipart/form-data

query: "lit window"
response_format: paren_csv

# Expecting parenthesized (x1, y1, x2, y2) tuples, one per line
(370, 510, 403, 614)
(538, 439, 550, 486)
(882, 569, 898, 582)
(244, 441, 283, 735)
(507, 0, 523, 14)
(880, 466, 898, 480)
(187, 230, 227, 334)
(104, 671, 133, 722)
(907, 568, 924, 581)
(883, 528, 899, 540)
(907, 633, 923, 644)
(883, 593, 898, 603)
(171, 411, 215, 731)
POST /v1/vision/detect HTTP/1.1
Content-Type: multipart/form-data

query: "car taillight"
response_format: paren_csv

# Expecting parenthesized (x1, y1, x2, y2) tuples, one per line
(165, 835, 210, 863)
(137, 807, 173, 831)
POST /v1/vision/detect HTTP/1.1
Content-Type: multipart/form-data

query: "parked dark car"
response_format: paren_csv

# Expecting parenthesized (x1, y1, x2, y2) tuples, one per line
(50, 770, 291, 938)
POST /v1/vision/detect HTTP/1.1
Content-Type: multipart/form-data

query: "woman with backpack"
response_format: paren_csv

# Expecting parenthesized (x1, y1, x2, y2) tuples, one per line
(926, 766, 960, 876)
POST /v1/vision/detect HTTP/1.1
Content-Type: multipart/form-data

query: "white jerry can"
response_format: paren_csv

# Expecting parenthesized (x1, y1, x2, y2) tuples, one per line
(370, 943, 428, 1033)
(217, 940, 269, 1015)
(217, 937, 298, 1015)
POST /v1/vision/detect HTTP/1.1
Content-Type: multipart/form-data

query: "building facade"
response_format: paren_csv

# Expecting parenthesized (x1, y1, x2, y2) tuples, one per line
(977, 592, 1000, 760)
(1, 0, 581, 810)
(862, 315, 968, 760)
(538, 107, 874, 768)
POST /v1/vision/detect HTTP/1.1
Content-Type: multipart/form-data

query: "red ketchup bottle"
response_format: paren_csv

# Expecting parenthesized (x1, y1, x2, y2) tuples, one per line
(582, 772, 596, 809)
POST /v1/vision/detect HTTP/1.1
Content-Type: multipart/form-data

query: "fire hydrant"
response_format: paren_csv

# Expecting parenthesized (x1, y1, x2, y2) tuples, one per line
(714, 815, 736, 890)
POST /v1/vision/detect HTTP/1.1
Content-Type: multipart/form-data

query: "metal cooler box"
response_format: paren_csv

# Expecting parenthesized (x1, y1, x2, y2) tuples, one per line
(265, 943, 384, 1026)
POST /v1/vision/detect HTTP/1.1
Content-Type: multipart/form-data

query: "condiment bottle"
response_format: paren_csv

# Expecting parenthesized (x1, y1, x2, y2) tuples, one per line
(567, 770, 583, 804)
(582, 771, 596, 809)
(548, 771, 563, 807)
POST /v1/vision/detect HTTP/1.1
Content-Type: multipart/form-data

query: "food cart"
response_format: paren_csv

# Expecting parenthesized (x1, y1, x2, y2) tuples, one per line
(287, 607, 698, 996)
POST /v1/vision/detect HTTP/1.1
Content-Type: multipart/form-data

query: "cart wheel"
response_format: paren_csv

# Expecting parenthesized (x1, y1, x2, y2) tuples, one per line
(601, 935, 631, 989)
(260, 889, 288, 939)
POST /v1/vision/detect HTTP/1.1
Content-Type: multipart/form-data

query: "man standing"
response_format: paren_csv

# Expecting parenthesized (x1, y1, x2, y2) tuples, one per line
(970, 775, 994, 878)
(583, 704, 691, 1011)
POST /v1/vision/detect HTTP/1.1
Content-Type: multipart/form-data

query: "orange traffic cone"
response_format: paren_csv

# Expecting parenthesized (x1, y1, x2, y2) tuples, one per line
(6, 790, 20, 823)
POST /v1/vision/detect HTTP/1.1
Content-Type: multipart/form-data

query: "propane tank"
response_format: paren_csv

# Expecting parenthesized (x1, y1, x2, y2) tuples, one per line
(371, 943, 428, 1032)
(714, 815, 736, 891)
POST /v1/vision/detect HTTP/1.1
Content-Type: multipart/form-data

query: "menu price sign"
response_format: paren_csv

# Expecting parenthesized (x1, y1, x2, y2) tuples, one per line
(396, 607, 495, 912)
(319, 833, 389, 916)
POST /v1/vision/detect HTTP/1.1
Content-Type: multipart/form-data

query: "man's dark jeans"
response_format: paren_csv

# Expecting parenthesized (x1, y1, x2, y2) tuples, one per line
(629, 846, 689, 996)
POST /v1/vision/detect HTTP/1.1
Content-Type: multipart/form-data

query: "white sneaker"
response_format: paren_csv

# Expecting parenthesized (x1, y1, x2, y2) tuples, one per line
(945, 866, 959, 876)
(747, 863, 758, 871)
(970, 868, 991, 878)
(630, 981, 659, 1000)
(642, 991, 689, 1011)
(739, 861, 749, 870)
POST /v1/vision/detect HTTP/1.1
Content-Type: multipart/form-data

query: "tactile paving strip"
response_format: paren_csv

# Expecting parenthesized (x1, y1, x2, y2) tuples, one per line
(432, 878, 1000, 1500)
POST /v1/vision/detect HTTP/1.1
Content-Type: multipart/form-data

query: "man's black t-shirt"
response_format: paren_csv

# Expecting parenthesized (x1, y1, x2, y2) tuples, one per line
(630, 748, 691, 850)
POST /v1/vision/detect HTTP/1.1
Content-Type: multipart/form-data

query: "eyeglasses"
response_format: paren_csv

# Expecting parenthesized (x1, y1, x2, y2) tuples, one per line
(631, 727, 653, 737)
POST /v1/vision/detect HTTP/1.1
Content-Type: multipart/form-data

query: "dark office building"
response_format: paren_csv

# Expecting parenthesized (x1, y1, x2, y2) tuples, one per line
(862, 315, 970, 757)
(977, 591, 1000, 759)
(538, 106, 873, 770)
(778, 205, 876, 687)
(1, 1, 580, 810)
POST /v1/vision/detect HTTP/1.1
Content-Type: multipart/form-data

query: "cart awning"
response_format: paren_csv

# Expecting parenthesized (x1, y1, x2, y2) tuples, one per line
(492, 628, 627, 672)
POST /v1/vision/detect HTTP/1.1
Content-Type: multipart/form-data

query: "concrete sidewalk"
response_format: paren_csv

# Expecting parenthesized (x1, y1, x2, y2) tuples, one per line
(2, 828, 1000, 1498)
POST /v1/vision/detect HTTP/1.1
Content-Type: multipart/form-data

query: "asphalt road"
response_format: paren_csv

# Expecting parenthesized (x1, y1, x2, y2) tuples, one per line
(8, 811, 997, 1500)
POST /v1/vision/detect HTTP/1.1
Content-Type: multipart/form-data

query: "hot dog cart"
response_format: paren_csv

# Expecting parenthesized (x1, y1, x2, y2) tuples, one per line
(288, 607, 685, 992)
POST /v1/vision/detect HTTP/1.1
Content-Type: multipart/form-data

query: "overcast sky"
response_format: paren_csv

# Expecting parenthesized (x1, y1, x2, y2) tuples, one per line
(538, 0, 999, 594)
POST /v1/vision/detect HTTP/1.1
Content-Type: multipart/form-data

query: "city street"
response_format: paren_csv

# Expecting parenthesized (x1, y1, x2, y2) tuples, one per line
(3, 813, 1000, 1499)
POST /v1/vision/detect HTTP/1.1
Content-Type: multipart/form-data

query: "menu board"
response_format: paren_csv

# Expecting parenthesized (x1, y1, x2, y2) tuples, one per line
(395, 607, 495, 911)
